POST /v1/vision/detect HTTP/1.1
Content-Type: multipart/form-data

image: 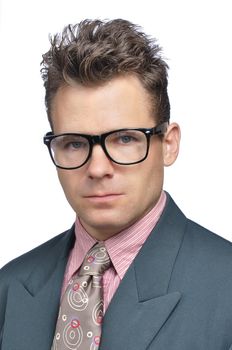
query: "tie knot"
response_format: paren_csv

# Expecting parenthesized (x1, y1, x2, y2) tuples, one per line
(79, 242, 111, 276)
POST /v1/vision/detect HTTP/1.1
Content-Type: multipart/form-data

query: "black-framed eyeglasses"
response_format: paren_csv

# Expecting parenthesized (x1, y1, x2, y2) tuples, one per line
(43, 122, 168, 170)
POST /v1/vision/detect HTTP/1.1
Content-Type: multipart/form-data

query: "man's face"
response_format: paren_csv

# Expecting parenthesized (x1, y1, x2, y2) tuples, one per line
(51, 75, 180, 240)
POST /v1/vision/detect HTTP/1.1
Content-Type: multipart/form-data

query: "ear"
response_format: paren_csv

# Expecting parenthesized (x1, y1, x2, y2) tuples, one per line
(162, 123, 181, 167)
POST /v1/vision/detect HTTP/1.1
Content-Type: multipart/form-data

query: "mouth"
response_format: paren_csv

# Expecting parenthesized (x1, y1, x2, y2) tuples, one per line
(84, 193, 123, 203)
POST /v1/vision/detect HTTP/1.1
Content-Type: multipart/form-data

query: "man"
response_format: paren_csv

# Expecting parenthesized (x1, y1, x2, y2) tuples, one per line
(0, 19, 232, 350)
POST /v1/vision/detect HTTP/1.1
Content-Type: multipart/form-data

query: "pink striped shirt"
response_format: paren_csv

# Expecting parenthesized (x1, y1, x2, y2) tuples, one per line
(62, 191, 166, 313)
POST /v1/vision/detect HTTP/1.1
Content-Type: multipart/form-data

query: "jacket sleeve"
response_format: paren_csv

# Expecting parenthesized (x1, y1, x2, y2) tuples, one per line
(0, 267, 9, 348)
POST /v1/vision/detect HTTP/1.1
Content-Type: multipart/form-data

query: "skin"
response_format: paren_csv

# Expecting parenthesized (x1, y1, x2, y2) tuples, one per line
(51, 75, 181, 240)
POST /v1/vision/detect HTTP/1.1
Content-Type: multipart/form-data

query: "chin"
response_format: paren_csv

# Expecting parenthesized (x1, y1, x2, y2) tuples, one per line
(80, 212, 132, 238)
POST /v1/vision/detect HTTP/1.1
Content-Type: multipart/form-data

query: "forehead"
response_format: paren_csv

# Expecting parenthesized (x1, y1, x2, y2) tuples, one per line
(51, 75, 156, 134)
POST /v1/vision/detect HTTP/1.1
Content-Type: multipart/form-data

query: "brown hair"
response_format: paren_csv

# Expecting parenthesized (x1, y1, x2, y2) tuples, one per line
(41, 19, 170, 128)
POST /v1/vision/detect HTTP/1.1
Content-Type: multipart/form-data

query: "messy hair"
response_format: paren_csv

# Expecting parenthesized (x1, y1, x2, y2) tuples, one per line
(41, 19, 170, 127)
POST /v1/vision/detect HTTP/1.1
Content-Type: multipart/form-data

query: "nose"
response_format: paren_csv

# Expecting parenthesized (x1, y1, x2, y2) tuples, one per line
(86, 144, 114, 179)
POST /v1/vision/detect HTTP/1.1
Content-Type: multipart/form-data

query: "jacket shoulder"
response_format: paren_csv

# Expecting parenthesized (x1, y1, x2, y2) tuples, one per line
(164, 193, 232, 278)
(0, 227, 73, 286)
(186, 219, 232, 256)
(174, 218, 232, 291)
(165, 192, 232, 257)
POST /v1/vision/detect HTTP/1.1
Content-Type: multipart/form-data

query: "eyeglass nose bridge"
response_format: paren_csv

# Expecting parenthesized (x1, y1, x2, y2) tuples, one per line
(87, 134, 110, 160)
(91, 134, 104, 145)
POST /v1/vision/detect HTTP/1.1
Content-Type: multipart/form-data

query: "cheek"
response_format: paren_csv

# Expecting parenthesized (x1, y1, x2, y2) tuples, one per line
(127, 159, 164, 198)
(143, 167, 163, 194)
(57, 171, 79, 202)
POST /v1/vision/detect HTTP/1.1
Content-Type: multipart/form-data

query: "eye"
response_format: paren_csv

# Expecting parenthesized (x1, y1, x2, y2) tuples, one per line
(119, 135, 136, 143)
(109, 131, 142, 145)
(65, 141, 86, 149)
(53, 135, 89, 151)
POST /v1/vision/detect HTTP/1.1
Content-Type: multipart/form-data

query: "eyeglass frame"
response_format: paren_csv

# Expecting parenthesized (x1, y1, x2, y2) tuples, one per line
(43, 121, 168, 170)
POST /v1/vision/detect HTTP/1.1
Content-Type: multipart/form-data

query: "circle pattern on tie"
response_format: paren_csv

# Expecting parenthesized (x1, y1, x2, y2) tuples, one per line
(91, 246, 109, 264)
(67, 284, 89, 311)
(92, 300, 104, 325)
(63, 320, 83, 349)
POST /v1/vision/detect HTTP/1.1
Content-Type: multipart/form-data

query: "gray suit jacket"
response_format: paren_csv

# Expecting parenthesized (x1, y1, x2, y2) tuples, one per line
(1, 193, 232, 349)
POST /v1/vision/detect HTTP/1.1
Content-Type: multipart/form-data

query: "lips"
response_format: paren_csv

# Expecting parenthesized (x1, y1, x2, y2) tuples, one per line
(84, 192, 122, 198)
(85, 194, 119, 197)
(83, 193, 123, 202)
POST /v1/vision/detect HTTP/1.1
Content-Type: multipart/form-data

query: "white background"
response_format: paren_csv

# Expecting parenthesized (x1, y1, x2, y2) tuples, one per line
(0, 0, 231, 268)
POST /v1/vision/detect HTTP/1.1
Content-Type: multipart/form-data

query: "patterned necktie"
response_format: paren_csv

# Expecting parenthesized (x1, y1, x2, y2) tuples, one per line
(52, 242, 111, 350)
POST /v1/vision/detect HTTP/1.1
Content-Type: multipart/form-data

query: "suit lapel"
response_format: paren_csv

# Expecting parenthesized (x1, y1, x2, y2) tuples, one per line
(100, 194, 186, 350)
(100, 266, 181, 350)
(1, 227, 75, 350)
